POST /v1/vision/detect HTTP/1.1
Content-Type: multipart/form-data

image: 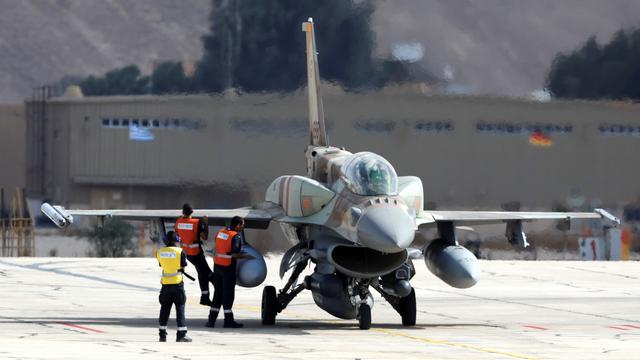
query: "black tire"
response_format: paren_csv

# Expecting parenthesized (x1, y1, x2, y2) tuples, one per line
(261, 285, 278, 325)
(399, 288, 416, 326)
(358, 304, 371, 330)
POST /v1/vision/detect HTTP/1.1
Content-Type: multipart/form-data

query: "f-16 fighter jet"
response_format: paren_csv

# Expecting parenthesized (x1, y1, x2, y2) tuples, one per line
(42, 18, 619, 330)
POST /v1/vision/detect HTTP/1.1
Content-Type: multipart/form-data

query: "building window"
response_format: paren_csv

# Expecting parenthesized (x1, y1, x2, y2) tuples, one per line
(598, 123, 640, 137)
(477, 121, 572, 135)
(354, 120, 395, 133)
(99, 116, 203, 131)
(415, 121, 454, 133)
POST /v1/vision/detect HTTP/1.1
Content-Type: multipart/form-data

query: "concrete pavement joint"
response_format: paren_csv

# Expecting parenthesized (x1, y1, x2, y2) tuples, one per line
(486, 271, 599, 291)
(564, 266, 639, 280)
(0, 259, 159, 292)
(416, 309, 459, 320)
(418, 287, 640, 323)
(372, 327, 539, 360)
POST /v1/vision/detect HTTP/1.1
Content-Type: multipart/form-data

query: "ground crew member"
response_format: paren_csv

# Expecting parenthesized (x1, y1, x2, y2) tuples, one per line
(206, 216, 253, 328)
(175, 203, 212, 306)
(156, 231, 191, 342)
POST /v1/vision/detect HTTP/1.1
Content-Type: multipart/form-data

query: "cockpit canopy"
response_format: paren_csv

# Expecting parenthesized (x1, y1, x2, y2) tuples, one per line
(341, 152, 398, 196)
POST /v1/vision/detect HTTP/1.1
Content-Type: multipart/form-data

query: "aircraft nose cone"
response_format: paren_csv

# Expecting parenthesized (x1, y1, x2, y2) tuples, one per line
(357, 206, 415, 253)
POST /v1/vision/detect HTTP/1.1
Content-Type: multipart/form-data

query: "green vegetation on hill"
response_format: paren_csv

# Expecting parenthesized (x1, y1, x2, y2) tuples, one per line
(65, 0, 429, 96)
(547, 28, 640, 100)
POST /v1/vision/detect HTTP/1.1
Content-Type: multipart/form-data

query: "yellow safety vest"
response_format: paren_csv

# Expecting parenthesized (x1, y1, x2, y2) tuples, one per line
(156, 246, 183, 285)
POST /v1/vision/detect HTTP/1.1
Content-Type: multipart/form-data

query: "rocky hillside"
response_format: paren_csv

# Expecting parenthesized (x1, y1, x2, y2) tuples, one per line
(1, 0, 638, 103)
(374, 0, 640, 96)
(0, 0, 209, 103)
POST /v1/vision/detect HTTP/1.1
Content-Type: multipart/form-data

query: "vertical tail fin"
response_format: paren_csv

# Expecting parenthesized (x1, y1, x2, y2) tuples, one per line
(302, 18, 328, 147)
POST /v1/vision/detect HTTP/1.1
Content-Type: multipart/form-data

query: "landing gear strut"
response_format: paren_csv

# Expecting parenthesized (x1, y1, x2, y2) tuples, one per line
(261, 257, 308, 325)
(353, 279, 373, 330)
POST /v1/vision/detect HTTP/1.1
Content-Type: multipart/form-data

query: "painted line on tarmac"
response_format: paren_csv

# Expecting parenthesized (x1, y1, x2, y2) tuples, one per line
(608, 326, 630, 331)
(522, 325, 547, 330)
(57, 322, 105, 333)
(621, 324, 640, 329)
(233, 303, 538, 359)
(235, 304, 262, 313)
(608, 325, 640, 331)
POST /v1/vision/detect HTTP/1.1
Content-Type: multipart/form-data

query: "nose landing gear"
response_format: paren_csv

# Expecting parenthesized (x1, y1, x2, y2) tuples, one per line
(358, 303, 371, 329)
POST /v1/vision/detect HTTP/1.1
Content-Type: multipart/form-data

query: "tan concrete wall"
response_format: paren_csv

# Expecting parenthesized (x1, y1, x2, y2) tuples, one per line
(0, 105, 26, 196)
(33, 92, 640, 210)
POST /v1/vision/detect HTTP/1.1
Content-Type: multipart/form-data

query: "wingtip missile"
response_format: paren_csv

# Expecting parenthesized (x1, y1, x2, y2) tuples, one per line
(594, 208, 621, 226)
(41, 203, 73, 228)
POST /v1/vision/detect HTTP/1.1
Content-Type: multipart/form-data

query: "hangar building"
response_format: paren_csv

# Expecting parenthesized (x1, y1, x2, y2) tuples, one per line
(24, 87, 640, 214)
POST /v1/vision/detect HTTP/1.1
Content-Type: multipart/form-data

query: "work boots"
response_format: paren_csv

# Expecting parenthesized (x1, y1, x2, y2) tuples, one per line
(205, 309, 219, 328)
(159, 329, 167, 342)
(176, 330, 192, 342)
(200, 294, 212, 306)
(223, 312, 244, 328)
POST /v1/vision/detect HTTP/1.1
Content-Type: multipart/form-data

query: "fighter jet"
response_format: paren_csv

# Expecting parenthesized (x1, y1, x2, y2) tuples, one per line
(41, 18, 620, 329)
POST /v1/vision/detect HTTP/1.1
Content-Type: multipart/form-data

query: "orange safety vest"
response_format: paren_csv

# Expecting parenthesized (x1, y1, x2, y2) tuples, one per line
(214, 228, 237, 266)
(175, 217, 201, 256)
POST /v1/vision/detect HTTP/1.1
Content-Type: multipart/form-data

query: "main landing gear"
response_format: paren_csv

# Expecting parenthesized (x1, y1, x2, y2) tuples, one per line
(261, 257, 308, 325)
(372, 282, 417, 326)
(261, 286, 278, 325)
(397, 288, 416, 326)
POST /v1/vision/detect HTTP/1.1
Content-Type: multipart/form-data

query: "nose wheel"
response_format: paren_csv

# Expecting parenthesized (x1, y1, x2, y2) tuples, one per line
(358, 304, 371, 330)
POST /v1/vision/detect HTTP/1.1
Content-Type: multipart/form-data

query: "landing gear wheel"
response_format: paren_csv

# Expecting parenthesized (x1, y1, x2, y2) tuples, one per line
(399, 287, 416, 326)
(358, 304, 371, 330)
(261, 285, 278, 325)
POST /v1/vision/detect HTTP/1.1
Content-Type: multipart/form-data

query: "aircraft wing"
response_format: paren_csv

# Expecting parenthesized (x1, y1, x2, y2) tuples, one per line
(41, 202, 283, 229)
(416, 208, 619, 248)
(418, 210, 606, 226)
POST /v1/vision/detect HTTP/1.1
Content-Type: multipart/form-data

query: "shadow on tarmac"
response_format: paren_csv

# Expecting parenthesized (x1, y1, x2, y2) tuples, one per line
(0, 316, 500, 334)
